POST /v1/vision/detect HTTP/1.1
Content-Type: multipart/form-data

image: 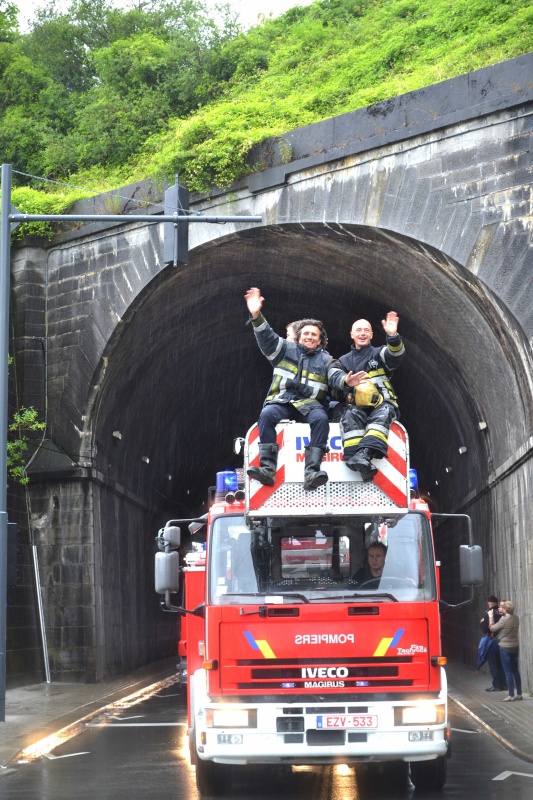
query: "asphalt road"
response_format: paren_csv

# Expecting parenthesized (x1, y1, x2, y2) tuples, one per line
(2, 683, 533, 800)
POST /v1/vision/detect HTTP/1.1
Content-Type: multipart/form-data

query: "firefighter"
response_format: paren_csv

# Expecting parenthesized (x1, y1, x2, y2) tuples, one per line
(245, 288, 362, 491)
(339, 312, 405, 481)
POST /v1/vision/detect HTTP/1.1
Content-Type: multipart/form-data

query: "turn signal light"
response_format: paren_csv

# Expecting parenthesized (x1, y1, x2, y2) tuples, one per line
(431, 656, 447, 666)
(203, 659, 219, 670)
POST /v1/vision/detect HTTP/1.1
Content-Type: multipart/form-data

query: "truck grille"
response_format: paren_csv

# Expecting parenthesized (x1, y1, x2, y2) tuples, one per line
(233, 656, 414, 690)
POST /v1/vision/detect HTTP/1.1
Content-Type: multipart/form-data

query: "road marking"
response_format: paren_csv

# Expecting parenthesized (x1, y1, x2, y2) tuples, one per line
(450, 727, 479, 734)
(86, 722, 186, 727)
(114, 715, 145, 720)
(15, 674, 181, 762)
(44, 752, 90, 760)
(0, 768, 18, 777)
(493, 771, 533, 781)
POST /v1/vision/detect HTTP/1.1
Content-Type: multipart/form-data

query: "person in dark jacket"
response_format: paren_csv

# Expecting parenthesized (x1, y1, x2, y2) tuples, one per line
(480, 594, 506, 691)
(338, 312, 405, 480)
(245, 288, 361, 491)
(351, 542, 387, 586)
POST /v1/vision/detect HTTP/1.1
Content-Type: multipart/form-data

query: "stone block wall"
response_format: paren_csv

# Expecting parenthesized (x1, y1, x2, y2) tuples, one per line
(5, 53, 533, 684)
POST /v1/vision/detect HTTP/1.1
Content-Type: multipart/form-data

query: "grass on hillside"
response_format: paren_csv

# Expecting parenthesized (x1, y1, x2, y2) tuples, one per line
(10, 0, 533, 232)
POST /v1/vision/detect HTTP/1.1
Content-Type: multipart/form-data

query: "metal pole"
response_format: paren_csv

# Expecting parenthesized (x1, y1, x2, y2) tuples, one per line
(0, 163, 13, 721)
(0, 168, 264, 714)
(32, 544, 50, 683)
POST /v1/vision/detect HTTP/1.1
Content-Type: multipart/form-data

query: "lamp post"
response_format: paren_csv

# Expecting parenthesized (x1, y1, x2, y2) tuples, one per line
(0, 163, 13, 720)
(0, 162, 262, 721)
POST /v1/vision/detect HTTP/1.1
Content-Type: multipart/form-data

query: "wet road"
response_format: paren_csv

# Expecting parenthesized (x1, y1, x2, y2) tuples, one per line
(2, 683, 533, 799)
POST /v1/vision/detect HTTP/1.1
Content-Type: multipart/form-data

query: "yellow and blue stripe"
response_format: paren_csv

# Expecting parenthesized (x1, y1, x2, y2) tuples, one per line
(243, 631, 277, 659)
(373, 628, 405, 657)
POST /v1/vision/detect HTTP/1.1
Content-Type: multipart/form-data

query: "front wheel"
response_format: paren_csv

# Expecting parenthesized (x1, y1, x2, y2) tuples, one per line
(195, 757, 232, 797)
(409, 755, 447, 791)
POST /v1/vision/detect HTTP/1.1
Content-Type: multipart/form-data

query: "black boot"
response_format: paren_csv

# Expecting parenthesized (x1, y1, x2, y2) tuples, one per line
(304, 446, 328, 491)
(247, 443, 278, 486)
(346, 447, 377, 482)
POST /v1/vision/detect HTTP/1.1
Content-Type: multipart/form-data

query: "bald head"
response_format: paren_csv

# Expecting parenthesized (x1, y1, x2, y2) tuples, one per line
(351, 319, 373, 349)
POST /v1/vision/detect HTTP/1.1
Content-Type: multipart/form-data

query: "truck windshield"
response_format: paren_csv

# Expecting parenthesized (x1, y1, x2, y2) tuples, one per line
(209, 512, 436, 605)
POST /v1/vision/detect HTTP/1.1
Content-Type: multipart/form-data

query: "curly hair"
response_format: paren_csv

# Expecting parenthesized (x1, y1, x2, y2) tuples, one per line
(295, 318, 328, 349)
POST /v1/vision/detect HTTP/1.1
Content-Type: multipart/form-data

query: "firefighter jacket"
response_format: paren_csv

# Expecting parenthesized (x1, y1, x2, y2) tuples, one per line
(251, 313, 350, 415)
(338, 334, 405, 409)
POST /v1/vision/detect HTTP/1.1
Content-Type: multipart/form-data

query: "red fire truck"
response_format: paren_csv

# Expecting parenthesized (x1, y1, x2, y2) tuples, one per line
(155, 421, 482, 795)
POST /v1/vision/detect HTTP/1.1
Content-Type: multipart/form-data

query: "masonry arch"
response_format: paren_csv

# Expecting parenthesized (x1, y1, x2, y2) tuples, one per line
(89, 221, 533, 676)
(91, 222, 532, 521)
(10, 52, 533, 684)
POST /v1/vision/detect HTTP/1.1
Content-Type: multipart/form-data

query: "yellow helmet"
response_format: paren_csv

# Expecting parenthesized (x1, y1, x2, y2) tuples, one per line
(355, 380, 383, 408)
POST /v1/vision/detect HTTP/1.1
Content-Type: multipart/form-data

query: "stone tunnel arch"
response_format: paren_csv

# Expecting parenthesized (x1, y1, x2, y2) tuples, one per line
(10, 53, 532, 684)
(86, 222, 533, 685)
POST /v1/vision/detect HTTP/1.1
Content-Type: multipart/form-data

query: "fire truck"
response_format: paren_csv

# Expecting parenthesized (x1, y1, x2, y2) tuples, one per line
(155, 421, 483, 795)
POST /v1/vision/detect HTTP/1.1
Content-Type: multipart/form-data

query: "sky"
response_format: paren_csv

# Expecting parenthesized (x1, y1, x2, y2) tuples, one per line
(13, 0, 315, 32)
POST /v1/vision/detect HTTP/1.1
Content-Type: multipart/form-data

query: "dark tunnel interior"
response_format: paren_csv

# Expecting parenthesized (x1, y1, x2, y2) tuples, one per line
(92, 223, 532, 522)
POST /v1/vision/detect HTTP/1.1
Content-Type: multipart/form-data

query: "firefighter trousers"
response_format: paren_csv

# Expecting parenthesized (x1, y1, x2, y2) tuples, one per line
(259, 403, 329, 449)
(340, 402, 397, 460)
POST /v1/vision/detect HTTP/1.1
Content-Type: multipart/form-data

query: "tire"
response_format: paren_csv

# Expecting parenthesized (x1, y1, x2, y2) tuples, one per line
(195, 757, 232, 797)
(410, 755, 447, 791)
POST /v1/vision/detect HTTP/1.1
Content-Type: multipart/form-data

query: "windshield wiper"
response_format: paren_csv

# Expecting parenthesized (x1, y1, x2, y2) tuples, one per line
(344, 591, 398, 602)
(222, 592, 310, 604)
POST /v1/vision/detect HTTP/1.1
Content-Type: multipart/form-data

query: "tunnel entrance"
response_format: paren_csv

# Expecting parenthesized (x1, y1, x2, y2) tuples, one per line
(88, 222, 532, 675)
(92, 223, 530, 518)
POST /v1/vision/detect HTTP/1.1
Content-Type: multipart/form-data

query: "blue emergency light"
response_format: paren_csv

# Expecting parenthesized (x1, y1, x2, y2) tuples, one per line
(216, 471, 238, 493)
(409, 468, 419, 491)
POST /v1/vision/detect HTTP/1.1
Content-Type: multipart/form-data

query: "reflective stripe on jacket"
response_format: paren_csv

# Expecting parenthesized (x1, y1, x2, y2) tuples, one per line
(338, 335, 405, 408)
(251, 313, 349, 415)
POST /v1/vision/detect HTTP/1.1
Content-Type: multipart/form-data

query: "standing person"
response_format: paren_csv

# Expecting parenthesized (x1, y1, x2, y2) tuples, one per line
(338, 312, 405, 481)
(244, 288, 361, 491)
(490, 600, 523, 701)
(480, 594, 506, 692)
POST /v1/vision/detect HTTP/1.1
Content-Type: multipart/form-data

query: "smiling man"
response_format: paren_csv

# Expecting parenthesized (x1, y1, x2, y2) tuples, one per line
(244, 287, 361, 491)
(339, 312, 405, 481)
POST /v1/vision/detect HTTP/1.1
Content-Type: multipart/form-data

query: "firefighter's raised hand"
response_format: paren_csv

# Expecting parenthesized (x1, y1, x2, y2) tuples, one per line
(382, 311, 399, 337)
(245, 287, 264, 319)
(344, 370, 368, 388)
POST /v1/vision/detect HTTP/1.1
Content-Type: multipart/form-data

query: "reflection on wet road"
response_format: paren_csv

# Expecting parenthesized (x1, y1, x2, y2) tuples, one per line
(2, 684, 533, 799)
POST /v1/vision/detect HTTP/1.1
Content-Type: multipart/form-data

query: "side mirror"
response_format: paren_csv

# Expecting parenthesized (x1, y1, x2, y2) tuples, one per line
(459, 544, 483, 587)
(159, 524, 181, 549)
(155, 551, 181, 594)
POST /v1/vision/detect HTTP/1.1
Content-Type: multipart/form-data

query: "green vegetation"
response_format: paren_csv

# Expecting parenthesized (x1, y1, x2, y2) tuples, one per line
(6, 358, 45, 485)
(1, 0, 531, 216)
(8, 406, 45, 484)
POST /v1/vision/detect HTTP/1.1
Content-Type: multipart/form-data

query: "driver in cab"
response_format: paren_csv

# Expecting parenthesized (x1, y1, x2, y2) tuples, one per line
(352, 542, 387, 586)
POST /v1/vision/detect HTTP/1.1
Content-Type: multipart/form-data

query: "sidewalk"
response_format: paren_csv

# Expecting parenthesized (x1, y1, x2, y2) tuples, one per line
(0, 659, 531, 769)
(0, 656, 179, 769)
(446, 661, 533, 762)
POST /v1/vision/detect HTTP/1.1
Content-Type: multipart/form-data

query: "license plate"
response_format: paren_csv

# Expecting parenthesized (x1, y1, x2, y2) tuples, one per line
(316, 714, 378, 729)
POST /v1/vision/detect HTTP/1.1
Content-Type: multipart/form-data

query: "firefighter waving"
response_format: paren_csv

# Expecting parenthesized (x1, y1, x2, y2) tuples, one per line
(339, 311, 405, 481)
(245, 287, 362, 491)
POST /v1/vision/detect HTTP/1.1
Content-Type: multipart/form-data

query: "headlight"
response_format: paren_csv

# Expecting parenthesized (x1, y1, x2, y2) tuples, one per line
(206, 708, 257, 728)
(394, 705, 445, 725)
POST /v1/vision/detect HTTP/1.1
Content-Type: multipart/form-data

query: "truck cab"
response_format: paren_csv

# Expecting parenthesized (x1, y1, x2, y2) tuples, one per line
(155, 421, 482, 795)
